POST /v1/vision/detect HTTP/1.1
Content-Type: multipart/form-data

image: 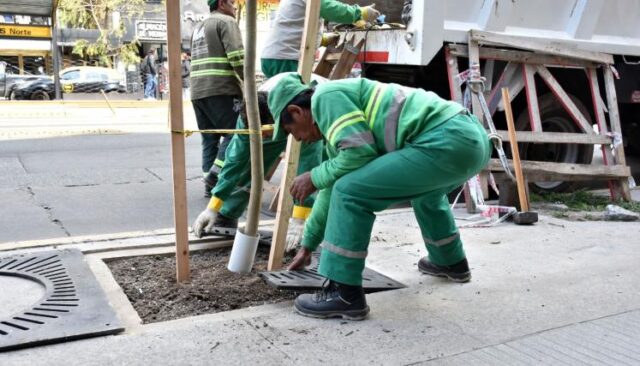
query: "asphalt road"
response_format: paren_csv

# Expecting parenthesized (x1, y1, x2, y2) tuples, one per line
(1, 132, 638, 245)
(0, 133, 225, 244)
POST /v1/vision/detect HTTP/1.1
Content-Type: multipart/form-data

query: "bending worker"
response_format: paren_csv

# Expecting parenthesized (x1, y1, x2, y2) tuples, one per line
(268, 73, 491, 320)
(192, 74, 326, 241)
(190, 0, 244, 197)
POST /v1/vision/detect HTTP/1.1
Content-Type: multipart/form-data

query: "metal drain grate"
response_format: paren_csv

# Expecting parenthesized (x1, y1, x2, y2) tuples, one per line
(0, 249, 123, 352)
(260, 252, 405, 293)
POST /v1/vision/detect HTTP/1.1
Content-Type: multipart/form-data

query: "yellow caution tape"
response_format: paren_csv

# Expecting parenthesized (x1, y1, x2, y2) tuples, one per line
(172, 124, 274, 137)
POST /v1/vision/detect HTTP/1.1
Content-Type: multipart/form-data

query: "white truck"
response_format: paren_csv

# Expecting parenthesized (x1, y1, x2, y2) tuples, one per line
(340, 0, 640, 192)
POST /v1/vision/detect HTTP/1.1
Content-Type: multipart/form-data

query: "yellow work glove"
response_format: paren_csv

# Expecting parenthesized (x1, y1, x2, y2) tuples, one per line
(360, 4, 381, 23)
(321, 32, 340, 47)
(192, 196, 224, 238)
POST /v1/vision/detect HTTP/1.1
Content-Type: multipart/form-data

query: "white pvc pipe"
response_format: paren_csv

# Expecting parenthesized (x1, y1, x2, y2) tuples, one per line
(227, 229, 260, 273)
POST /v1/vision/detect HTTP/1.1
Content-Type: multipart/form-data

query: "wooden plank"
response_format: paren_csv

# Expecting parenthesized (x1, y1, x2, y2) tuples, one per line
(603, 66, 632, 201)
(495, 130, 610, 144)
(469, 30, 614, 64)
(268, 0, 321, 271)
(486, 62, 520, 115)
(166, 0, 190, 282)
(330, 38, 364, 80)
(448, 44, 596, 68)
(587, 67, 624, 200)
(522, 64, 542, 132)
(536, 65, 595, 134)
(444, 46, 463, 103)
(466, 36, 482, 213)
(503, 88, 530, 212)
(487, 159, 631, 182)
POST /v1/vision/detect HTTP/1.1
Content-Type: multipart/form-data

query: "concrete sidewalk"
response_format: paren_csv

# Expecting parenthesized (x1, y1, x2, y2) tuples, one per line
(2, 209, 640, 365)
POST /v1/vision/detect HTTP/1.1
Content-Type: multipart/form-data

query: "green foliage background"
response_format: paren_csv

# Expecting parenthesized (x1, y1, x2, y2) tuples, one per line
(57, 0, 150, 66)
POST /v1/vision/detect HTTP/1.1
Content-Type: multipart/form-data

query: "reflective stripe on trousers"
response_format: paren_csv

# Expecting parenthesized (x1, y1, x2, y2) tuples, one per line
(321, 241, 368, 259)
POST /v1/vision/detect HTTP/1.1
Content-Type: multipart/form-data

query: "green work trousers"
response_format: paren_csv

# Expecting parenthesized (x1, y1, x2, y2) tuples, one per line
(260, 58, 299, 79)
(319, 113, 491, 286)
(218, 135, 322, 219)
(192, 95, 240, 174)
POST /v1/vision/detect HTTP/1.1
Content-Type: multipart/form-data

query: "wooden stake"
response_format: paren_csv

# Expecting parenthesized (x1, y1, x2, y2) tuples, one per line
(502, 88, 530, 212)
(603, 66, 631, 201)
(166, 0, 190, 282)
(267, 0, 321, 271)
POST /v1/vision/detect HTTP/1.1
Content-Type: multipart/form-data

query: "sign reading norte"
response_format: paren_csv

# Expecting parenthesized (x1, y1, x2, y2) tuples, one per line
(0, 24, 51, 38)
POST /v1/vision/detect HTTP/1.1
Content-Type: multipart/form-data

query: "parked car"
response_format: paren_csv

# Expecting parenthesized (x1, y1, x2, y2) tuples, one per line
(11, 66, 126, 100)
(0, 62, 49, 99)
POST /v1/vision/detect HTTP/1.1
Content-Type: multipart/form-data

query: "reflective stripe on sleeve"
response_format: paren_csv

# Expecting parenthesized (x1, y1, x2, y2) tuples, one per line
(321, 241, 368, 259)
(337, 131, 375, 149)
(326, 111, 366, 145)
(424, 233, 460, 247)
(226, 49, 244, 59)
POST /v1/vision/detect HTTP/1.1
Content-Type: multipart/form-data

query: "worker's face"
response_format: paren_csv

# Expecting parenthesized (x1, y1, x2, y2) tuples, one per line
(219, 0, 237, 17)
(283, 105, 322, 143)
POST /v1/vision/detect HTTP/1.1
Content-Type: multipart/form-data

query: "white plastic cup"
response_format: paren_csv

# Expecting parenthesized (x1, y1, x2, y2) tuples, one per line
(227, 229, 260, 273)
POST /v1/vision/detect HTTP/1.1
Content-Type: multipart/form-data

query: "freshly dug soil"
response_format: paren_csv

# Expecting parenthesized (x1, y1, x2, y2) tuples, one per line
(107, 246, 298, 323)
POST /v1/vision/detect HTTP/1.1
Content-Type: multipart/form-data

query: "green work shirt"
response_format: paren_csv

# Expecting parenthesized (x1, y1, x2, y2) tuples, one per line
(190, 11, 244, 100)
(302, 78, 464, 250)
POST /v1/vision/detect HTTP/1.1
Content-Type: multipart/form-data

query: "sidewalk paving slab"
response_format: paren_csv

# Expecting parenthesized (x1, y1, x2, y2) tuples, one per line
(1, 210, 639, 365)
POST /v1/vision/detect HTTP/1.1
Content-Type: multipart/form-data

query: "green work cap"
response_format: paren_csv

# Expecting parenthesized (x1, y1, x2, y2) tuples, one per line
(267, 72, 311, 141)
(208, 0, 218, 8)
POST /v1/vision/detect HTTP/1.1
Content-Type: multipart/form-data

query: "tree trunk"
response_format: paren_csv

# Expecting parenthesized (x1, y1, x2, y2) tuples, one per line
(243, 0, 263, 237)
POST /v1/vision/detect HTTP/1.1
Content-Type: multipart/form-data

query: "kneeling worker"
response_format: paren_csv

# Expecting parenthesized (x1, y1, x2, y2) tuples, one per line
(268, 73, 492, 320)
(192, 74, 325, 240)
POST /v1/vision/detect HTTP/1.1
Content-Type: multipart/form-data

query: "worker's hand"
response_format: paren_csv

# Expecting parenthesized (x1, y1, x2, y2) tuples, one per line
(285, 218, 305, 253)
(290, 172, 316, 203)
(361, 4, 381, 23)
(287, 247, 313, 271)
(192, 208, 217, 238)
(321, 32, 340, 47)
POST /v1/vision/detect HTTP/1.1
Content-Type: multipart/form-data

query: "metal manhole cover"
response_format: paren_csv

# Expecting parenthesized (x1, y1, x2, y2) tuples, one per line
(0, 249, 123, 352)
(260, 252, 405, 293)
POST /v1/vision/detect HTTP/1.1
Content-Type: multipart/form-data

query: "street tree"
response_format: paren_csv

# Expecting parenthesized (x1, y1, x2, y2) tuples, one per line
(57, 0, 148, 66)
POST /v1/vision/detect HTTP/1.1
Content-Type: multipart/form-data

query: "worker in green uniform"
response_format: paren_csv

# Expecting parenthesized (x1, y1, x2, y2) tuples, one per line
(191, 0, 244, 197)
(261, 0, 380, 78)
(268, 73, 492, 320)
(196, 0, 380, 235)
(192, 74, 326, 240)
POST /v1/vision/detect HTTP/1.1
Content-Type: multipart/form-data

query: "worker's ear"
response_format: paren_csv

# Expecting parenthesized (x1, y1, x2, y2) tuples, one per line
(285, 105, 304, 123)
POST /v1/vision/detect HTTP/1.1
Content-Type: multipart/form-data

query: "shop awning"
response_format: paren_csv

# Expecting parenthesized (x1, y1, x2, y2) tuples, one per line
(0, 0, 57, 18)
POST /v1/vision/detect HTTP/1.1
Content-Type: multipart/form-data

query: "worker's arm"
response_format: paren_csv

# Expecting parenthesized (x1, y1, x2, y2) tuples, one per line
(211, 119, 250, 203)
(320, 0, 379, 24)
(319, 0, 361, 24)
(219, 20, 244, 80)
(309, 91, 379, 190)
(301, 187, 331, 251)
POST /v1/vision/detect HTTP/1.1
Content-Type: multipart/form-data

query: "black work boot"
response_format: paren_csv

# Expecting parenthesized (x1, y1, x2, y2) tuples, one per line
(418, 257, 471, 283)
(294, 280, 369, 320)
(203, 172, 218, 198)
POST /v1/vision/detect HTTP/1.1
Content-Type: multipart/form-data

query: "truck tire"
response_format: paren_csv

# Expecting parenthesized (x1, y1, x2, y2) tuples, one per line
(514, 93, 594, 193)
(31, 90, 50, 100)
(9, 90, 16, 100)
